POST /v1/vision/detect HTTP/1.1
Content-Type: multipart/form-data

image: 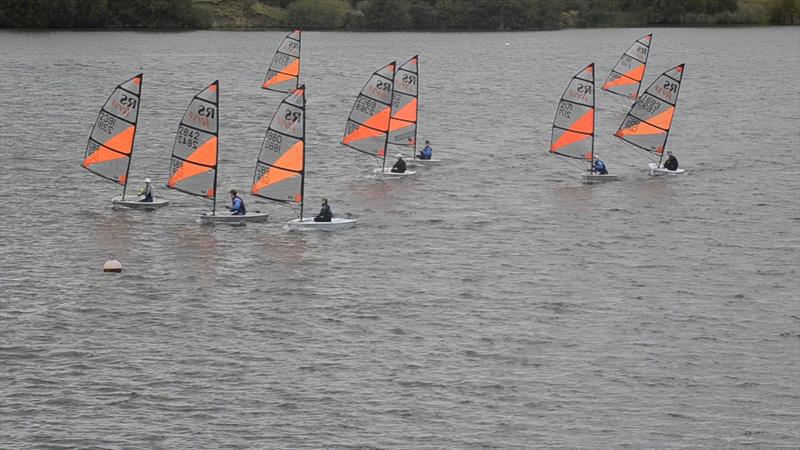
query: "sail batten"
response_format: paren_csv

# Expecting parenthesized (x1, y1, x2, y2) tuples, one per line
(614, 64, 685, 157)
(82, 73, 143, 186)
(602, 34, 652, 100)
(342, 61, 396, 159)
(262, 30, 301, 93)
(167, 81, 220, 201)
(252, 85, 306, 205)
(550, 63, 595, 162)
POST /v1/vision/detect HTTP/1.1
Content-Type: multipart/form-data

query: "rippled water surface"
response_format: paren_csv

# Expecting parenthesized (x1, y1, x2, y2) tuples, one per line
(1, 28, 799, 448)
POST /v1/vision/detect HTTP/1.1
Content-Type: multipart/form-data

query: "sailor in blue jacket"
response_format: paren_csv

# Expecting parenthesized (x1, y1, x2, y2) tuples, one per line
(418, 140, 433, 160)
(592, 154, 608, 175)
(229, 189, 246, 215)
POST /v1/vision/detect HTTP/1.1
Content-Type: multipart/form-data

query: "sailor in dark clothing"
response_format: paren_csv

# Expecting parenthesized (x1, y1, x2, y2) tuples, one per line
(592, 154, 608, 175)
(314, 197, 333, 222)
(138, 178, 154, 202)
(663, 151, 679, 171)
(391, 153, 407, 173)
(229, 189, 246, 215)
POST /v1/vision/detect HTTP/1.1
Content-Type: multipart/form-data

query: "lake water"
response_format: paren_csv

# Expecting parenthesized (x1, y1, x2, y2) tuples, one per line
(1, 27, 798, 448)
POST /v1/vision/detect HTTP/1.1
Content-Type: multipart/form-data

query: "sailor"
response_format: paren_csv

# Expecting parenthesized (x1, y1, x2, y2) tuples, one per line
(663, 151, 679, 171)
(229, 189, 246, 215)
(314, 197, 333, 222)
(139, 178, 153, 202)
(391, 153, 407, 173)
(418, 140, 433, 160)
(592, 154, 608, 175)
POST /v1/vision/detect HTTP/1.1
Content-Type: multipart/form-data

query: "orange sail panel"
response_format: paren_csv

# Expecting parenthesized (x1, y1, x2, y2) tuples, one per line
(262, 30, 301, 93)
(252, 85, 305, 204)
(550, 63, 595, 161)
(342, 61, 396, 158)
(167, 81, 219, 199)
(82, 73, 142, 185)
(388, 55, 419, 149)
(602, 34, 652, 100)
(614, 64, 685, 156)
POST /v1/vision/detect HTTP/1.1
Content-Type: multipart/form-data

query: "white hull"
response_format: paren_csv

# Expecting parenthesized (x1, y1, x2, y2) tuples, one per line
(406, 158, 441, 167)
(581, 173, 619, 183)
(285, 217, 356, 231)
(648, 162, 686, 176)
(373, 167, 417, 177)
(112, 196, 169, 208)
(200, 211, 269, 224)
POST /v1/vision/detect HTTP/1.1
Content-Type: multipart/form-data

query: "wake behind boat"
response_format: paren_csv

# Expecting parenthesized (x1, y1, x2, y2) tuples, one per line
(82, 74, 169, 208)
(167, 80, 267, 224)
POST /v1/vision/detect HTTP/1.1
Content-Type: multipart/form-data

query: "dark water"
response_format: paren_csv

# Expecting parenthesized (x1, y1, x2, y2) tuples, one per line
(1, 28, 798, 448)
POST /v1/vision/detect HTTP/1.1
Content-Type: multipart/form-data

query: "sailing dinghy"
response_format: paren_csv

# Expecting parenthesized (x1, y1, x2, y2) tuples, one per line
(251, 85, 355, 230)
(167, 81, 268, 224)
(550, 63, 617, 183)
(262, 30, 301, 93)
(81, 74, 168, 208)
(388, 55, 440, 167)
(614, 64, 687, 176)
(602, 34, 653, 101)
(342, 61, 416, 178)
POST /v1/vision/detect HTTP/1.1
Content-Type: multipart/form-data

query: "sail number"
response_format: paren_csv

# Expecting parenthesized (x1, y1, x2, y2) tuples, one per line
(557, 101, 573, 119)
(96, 112, 116, 134)
(274, 53, 292, 66)
(264, 131, 283, 153)
(637, 96, 662, 114)
(177, 126, 201, 149)
(355, 96, 378, 115)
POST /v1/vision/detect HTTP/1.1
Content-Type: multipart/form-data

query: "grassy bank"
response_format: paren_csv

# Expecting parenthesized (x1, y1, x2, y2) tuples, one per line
(1, 0, 797, 29)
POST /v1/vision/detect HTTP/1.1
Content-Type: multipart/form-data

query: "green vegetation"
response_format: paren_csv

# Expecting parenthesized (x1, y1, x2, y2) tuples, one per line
(1, 0, 797, 29)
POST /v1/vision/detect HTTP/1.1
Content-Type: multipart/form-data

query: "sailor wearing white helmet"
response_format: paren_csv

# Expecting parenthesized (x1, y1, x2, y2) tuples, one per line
(390, 153, 407, 173)
(592, 154, 608, 175)
(138, 178, 153, 202)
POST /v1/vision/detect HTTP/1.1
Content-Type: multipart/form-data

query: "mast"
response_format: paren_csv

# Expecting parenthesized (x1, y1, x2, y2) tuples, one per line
(82, 73, 142, 195)
(388, 55, 419, 160)
(342, 61, 396, 162)
(614, 64, 685, 164)
(414, 56, 420, 160)
(590, 67, 596, 173)
(121, 73, 143, 200)
(166, 80, 220, 207)
(549, 63, 596, 172)
(251, 85, 306, 215)
(262, 30, 301, 93)
(212, 81, 219, 215)
(300, 88, 306, 220)
(602, 34, 652, 101)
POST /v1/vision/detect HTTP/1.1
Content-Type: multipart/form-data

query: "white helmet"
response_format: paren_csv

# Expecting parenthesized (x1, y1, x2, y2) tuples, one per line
(144, 178, 152, 183)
